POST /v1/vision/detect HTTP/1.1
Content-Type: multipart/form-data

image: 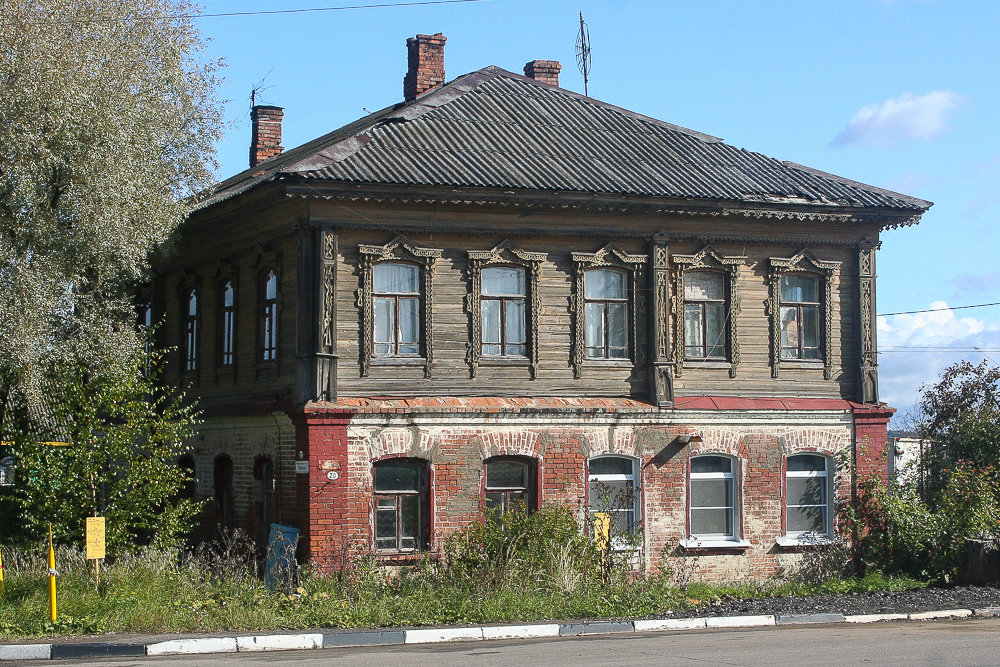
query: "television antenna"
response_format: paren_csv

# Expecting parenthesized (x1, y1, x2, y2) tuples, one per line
(575, 11, 591, 97)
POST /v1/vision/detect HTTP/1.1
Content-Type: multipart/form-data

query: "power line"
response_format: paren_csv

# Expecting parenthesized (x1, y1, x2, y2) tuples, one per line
(877, 301, 1000, 317)
(16, 0, 491, 24)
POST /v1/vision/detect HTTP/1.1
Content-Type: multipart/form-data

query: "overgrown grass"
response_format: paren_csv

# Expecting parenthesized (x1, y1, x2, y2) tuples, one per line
(0, 508, 927, 640)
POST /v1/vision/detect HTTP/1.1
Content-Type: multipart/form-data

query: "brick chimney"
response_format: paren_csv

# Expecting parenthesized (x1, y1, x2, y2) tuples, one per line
(523, 60, 562, 87)
(249, 105, 284, 168)
(403, 33, 446, 102)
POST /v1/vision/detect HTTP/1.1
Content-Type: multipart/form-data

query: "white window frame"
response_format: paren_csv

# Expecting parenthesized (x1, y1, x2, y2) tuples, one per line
(0, 456, 15, 487)
(680, 454, 750, 549)
(777, 454, 834, 546)
(587, 455, 641, 551)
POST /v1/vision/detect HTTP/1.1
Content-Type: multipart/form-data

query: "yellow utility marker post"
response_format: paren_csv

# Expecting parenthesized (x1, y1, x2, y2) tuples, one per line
(48, 524, 57, 622)
(0, 542, 5, 596)
(85, 517, 106, 588)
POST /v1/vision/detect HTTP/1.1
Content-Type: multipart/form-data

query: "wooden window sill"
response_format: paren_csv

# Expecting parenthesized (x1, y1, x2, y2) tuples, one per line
(479, 356, 530, 367)
(683, 359, 731, 369)
(370, 356, 426, 367)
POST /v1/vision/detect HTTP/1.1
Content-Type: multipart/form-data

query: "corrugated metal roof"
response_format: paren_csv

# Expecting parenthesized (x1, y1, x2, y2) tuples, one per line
(195, 66, 931, 213)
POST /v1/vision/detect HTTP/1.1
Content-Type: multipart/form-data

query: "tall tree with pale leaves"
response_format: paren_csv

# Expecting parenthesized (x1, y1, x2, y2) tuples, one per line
(0, 0, 224, 542)
(0, 0, 222, 409)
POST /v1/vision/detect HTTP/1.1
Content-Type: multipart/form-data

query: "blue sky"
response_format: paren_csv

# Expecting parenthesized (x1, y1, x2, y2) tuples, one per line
(196, 0, 1000, 417)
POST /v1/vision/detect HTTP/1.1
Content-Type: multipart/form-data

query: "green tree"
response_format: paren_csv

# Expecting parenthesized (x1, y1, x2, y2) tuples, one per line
(0, 346, 201, 550)
(0, 0, 223, 411)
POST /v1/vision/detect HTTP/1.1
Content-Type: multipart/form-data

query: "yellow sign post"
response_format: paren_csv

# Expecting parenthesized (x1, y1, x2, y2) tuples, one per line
(0, 542, 5, 596)
(47, 524, 57, 623)
(85, 517, 106, 588)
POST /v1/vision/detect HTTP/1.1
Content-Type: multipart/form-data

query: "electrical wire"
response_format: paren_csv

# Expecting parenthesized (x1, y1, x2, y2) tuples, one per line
(16, 0, 491, 24)
(877, 301, 1000, 317)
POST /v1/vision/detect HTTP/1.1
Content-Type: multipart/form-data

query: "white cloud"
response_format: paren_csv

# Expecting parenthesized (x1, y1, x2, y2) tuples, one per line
(885, 172, 937, 195)
(877, 301, 1000, 415)
(831, 91, 968, 148)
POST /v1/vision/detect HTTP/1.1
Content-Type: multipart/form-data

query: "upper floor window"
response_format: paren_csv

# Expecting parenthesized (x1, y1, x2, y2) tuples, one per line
(484, 457, 536, 515)
(183, 289, 198, 372)
(684, 271, 726, 359)
(481, 266, 526, 357)
(584, 268, 629, 359)
(374, 458, 428, 552)
(780, 274, 821, 360)
(689, 455, 737, 541)
(785, 454, 831, 538)
(588, 456, 639, 546)
(373, 262, 421, 356)
(260, 271, 278, 361)
(220, 281, 236, 366)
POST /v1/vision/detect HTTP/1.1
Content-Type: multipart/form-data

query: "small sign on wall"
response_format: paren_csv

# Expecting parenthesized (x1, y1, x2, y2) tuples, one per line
(295, 460, 310, 474)
(326, 470, 339, 481)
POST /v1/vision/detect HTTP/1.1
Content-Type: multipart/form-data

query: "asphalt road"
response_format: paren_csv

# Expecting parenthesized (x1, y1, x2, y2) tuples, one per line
(32, 619, 1000, 667)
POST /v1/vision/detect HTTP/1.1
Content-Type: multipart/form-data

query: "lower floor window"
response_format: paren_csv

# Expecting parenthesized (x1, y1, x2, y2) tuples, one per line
(588, 456, 639, 547)
(689, 455, 736, 539)
(484, 457, 535, 515)
(374, 458, 427, 551)
(785, 454, 830, 536)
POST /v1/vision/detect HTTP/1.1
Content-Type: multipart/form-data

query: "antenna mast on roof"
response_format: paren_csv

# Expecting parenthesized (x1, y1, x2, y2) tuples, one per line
(575, 11, 591, 97)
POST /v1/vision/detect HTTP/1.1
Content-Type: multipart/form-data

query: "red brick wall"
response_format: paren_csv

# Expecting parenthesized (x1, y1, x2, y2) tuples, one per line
(295, 412, 856, 580)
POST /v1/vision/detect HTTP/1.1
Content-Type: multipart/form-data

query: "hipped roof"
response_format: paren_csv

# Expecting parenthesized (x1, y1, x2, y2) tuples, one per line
(195, 66, 931, 218)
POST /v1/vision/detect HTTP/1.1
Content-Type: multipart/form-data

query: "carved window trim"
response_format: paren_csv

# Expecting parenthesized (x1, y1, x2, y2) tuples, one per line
(175, 270, 200, 375)
(767, 249, 841, 379)
(571, 243, 647, 378)
(670, 246, 746, 378)
(251, 245, 281, 365)
(358, 236, 442, 378)
(466, 241, 547, 379)
(213, 260, 237, 369)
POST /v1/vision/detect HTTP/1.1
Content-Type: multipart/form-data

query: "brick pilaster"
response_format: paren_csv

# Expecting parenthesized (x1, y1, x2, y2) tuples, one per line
(288, 410, 355, 572)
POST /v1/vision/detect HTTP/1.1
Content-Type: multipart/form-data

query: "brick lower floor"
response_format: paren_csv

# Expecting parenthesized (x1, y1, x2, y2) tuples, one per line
(188, 397, 892, 581)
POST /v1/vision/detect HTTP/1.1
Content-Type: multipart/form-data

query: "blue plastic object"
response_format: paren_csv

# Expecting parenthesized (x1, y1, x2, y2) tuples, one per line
(264, 523, 300, 590)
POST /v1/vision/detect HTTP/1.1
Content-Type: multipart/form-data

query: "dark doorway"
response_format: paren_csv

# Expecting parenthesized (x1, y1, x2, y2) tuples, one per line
(213, 455, 234, 534)
(253, 456, 275, 552)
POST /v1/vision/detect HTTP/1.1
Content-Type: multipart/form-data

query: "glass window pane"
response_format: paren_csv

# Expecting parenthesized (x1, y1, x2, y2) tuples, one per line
(608, 302, 628, 356)
(780, 306, 798, 355)
(376, 498, 397, 546)
(802, 305, 820, 349)
(482, 267, 525, 296)
(691, 508, 731, 536)
(482, 299, 501, 348)
(265, 272, 277, 300)
(374, 460, 422, 492)
(374, 297, 394, 349)
(374, 262, 420, 294)
(787, 505, 826, 533)
(684, 304, 703, 356)
(486, 460, 528, 489)
(685, 271, 724, 301)
(398, 297, 420, 354)
(691, 478, 730, 508)
(590, 479, 633, 512)
(589, 457, 634, 476)
(788, 455, 826, 473)
(485, 492, 504, 513)
(705, 303, 725, 357)
(400, 494, 420, 549)
(585, 302, 605, 356)
(188, 291, 197, 316)
(691, 456, 731, 474)
(781, 274, 819, 303)
(506, 299, 526, 345)
(787, 477, 826, 507)
(585, 268, 626, 299)
(223, 282, 234, 308)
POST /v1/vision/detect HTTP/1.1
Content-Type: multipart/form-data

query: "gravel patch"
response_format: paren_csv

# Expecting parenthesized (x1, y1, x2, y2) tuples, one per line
(658, 585, 1000, 619)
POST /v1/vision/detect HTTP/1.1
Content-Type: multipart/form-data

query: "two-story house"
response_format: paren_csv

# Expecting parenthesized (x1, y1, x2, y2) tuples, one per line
(153, 33, 930, 579)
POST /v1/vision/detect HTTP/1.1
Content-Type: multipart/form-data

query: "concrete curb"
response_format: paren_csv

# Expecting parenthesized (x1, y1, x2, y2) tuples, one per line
(0, 608, 992, 661)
